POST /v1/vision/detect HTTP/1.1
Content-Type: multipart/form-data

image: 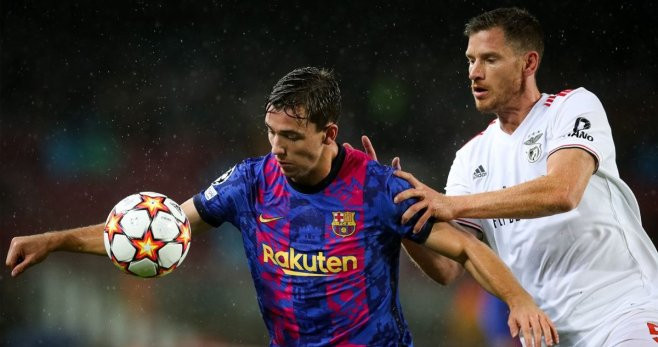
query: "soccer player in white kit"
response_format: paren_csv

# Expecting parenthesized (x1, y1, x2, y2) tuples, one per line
(390, 7, 658, 347)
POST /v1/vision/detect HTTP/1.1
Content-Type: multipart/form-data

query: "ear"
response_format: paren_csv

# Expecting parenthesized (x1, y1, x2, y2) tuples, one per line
(323, 123, 338, 144)
(523, 51, 540, 77)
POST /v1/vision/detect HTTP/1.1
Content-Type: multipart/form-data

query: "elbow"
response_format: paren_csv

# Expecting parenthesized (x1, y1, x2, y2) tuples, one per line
(436, 264, 464, 285)
(426, 261, 463, 285)
(550, 186, 582, 213)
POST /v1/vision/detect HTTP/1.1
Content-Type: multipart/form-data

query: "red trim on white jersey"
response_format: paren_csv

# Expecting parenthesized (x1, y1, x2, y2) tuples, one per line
(543, 89, 574, 107)
(460, 118, 497, 149)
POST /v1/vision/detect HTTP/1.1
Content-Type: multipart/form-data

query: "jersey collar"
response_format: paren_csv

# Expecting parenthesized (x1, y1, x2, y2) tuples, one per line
(286, 144, 346, 194)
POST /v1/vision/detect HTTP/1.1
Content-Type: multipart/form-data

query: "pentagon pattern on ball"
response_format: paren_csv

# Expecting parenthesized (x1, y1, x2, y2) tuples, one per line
(120, 210, 150, 239)
(102, 192, 192, 278)
(151, 212, 179, 241)
(111, 234, 136, 262)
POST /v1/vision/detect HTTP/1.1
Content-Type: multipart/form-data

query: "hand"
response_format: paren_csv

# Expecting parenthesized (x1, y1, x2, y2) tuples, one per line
(393, 170, 457, 232)
(343, 135, 401, 170)
(507, 297, 560, 346)
(6, 233, 54, 277)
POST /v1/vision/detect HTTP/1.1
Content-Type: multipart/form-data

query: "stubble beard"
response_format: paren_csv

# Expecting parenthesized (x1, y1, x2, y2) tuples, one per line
(475, 74, 526, 115)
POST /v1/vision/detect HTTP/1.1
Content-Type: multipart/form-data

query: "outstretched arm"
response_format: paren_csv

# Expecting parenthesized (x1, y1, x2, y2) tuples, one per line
(423, 221, 559, 346)
(396, 148, 595, 231)
(6, 223, 106, 277)
(6, 197, 211, 278)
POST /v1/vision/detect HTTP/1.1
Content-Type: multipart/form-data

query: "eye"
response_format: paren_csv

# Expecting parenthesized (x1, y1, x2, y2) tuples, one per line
(285, 134, 300, 141)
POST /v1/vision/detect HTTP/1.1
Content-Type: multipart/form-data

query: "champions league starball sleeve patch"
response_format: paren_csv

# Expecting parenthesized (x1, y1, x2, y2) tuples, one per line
(203, 165, 236, 200)
(194, 163, 250, 227)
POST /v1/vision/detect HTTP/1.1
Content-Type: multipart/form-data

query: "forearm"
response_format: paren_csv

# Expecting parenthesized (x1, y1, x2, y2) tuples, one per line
(47, 223, 106, 256)
(402, 239, 463, 285)
(423, 223, 533, 307)
(452, 175, 572, 219)
(461, 238, 533, 308)
(422, 224, 559, 345)
(450, 148, 596, 220)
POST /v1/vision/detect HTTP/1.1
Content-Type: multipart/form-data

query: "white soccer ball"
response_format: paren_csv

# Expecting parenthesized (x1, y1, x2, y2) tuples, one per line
(103, 192, 191, 278)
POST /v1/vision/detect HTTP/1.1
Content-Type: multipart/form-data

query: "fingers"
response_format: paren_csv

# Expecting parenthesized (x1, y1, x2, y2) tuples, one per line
(509, 314, 533, 347)
(546, 315, 559, 346)
(508, 317, 519, 339)
(552, 321, 559, 345)
(6, 236, 45, 278)
(11, 257, 31, 277)
(393, 170, 422, 190)
(539, 315, 553, 346)
(520, 319, 533, 347)
(6, 239, 27, 278)
(361, 135, 377, 161)
(6, 238, 20, 271)
(400, 199, 427, 225)
(509, 313, 558, 347)
(507, 308, 561, 347)
(394, 187, 423, 205)
(532, 315, 542, 347)
(391, 157, 401, 170)
(413, 209, 433, 234)
(342, 142, 354, 150)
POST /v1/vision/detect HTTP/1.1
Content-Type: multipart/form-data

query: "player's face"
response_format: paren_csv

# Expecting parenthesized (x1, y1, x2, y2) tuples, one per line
(466, 27, 526, 114)
(265, 105, 330, 184)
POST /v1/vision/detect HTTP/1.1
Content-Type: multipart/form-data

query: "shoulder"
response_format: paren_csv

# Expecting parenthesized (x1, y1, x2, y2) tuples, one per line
(341, 145, 385, 176)
(544, 87, 603, 110)
(343, 145, 372, 165)
(341, 146, 403, 188)
(241, 153, 272, 168)
(212, 154, 271, 186)
(542, 88, 609, 132)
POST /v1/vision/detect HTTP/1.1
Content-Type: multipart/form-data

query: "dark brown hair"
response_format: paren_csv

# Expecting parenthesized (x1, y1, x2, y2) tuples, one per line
(465, 7, 544, 59)
(266, 67, 341, 128)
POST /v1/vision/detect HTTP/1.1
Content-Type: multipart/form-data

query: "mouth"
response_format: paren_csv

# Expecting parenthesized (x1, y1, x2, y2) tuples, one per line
(472, 85, 488, 99)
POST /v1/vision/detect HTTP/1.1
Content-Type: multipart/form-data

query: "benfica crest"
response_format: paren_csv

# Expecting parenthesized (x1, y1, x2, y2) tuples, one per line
(331, 211, 356, 237)
(524, 131, 543, 163)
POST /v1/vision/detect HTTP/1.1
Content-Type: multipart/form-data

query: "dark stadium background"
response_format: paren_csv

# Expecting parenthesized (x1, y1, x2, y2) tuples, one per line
(2, 1, 657, 346)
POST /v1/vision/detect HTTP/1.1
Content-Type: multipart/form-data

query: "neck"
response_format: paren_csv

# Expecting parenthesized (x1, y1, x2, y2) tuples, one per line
(295, 143, 339, 186)
(497, 83, 541, 134)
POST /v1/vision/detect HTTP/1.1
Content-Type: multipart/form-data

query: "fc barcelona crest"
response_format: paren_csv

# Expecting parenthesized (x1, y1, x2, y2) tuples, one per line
(331, 211, 357, 237)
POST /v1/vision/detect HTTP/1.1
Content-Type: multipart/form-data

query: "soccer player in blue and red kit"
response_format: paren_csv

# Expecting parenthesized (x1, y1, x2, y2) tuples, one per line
(6, 67, 558, 346)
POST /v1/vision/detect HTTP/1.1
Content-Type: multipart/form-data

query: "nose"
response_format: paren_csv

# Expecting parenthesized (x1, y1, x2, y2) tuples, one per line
(270, 135, 285, 157)
(468, 60, 484, 81)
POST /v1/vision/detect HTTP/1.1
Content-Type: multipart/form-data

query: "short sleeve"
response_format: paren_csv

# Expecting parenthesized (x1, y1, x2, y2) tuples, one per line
(445, 151, 484, 236)
(546, 89, 613, 173)
(379, 173, 434, 244)
(193, 163, 251, 227)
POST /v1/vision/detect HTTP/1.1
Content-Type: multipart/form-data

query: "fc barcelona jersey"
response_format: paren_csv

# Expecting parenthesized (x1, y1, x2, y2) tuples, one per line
(193, 145, 431, 346)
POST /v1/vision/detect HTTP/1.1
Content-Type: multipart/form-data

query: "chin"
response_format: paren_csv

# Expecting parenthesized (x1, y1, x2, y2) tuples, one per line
(280, 167, 302, 181)
(474, 100, 499, 114)
(475, 103, 492, 113)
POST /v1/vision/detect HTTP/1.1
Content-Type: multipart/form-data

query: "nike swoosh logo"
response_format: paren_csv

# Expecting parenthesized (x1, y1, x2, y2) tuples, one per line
(259, 214, 283, 223)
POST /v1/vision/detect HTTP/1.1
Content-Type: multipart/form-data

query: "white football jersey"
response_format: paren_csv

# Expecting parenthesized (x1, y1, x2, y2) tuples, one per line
(445, 87, 658, 345)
